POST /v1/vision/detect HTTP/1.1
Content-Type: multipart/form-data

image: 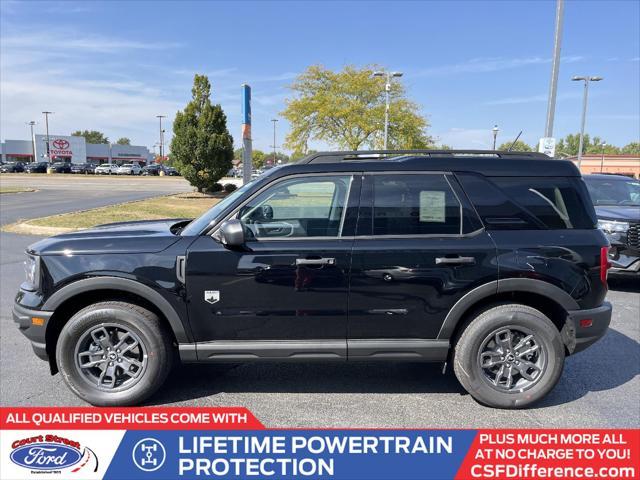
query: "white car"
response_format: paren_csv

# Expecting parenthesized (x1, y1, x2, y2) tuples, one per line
(94, 164, 116, 175)
(116, 163, 142, 175)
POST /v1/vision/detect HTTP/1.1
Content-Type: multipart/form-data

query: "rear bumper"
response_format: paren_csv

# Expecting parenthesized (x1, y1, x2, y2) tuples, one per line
(13, 302, 53, 361)
(565, 302, 612, 354)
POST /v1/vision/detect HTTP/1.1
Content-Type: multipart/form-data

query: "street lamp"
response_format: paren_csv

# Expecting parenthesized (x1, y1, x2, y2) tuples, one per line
(270, 119, 278, 164)
(156, 115, 166, 162)
(572, 75, 603, 169)
(492, 125, 499, 150)
(42, 111, 53, 161)
(373, 70, 403, 149)
(599, 142, 607, 173)
(26, 121, 36, 161)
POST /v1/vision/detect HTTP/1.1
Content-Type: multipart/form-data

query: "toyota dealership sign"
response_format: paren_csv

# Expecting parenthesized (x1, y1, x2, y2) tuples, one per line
(34, 134, 86, 162)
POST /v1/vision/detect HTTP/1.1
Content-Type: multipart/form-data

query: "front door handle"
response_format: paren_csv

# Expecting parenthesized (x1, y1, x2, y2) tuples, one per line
(435, 256, 476, 265)
(296, 257, 336, 266)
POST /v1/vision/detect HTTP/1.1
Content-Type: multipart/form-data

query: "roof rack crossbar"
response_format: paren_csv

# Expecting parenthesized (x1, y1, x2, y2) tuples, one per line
(299, 149, 550, 163)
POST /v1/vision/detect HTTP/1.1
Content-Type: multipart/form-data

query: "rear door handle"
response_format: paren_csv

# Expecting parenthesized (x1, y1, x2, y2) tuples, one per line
(296, 257, 336, 266)
(435, 256, 476, 265)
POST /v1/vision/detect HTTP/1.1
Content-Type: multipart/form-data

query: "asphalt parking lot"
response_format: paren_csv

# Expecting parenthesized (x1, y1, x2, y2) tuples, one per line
(0, 175, 638, 428)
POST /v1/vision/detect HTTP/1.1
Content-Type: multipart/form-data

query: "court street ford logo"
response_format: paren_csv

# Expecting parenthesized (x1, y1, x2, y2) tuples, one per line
(10, 435, 83, 471)
(52, 139, 70, 150)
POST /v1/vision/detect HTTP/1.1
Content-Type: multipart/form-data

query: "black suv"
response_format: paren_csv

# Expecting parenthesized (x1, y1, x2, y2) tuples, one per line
(584, 174, 640, 275)
(13, 150, 612, 408)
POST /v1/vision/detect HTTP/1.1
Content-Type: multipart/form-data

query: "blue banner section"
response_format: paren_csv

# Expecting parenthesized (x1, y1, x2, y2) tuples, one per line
(104, 430, 476, 479)
(241, 84, 251, 125)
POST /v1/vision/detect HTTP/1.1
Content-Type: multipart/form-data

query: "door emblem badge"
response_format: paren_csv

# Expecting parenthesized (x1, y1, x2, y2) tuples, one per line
(204, 290, 220, 304)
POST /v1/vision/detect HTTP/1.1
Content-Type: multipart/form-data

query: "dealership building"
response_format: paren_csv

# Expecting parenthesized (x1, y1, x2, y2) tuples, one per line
(0, 134, 153, 165)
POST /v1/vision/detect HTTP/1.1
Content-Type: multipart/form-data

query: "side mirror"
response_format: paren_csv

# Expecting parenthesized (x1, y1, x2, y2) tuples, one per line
(219, 219, 246, 248)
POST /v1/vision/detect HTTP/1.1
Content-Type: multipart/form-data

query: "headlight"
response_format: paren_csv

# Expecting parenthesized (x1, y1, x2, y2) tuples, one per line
(23, 254, 40, 291)
(597, 219, 629, 234)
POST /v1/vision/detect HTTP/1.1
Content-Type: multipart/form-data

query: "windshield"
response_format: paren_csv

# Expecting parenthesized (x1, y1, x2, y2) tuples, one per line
(180, 180, 255, 235)
(584, 177, 640, 206)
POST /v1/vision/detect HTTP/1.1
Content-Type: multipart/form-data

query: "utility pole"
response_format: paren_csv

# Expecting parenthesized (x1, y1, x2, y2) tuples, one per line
(156, 115, 166, 163)
(42, 111, 53, 161)
(599, 142, 606, 173)
(373, 70, 403, 149)
(492, 125, 499, 150)
(544, 0, 564, 138)
(26, 121, 36, 161)
(270, 119, 278, 164)
(572, 76, 603, 169)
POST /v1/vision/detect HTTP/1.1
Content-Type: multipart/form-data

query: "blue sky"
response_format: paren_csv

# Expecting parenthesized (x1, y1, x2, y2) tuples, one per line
(1, 0, 638, 153)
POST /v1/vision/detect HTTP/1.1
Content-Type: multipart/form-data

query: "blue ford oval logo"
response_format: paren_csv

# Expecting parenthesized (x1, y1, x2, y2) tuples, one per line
(10, 443, 82, 471)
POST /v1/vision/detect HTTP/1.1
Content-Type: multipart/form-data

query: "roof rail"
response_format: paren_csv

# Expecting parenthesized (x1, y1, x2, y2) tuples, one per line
(298, 149, 550, 164)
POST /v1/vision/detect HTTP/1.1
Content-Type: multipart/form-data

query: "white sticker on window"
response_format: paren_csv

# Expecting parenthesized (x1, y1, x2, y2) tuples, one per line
(419, 191, 446, 223)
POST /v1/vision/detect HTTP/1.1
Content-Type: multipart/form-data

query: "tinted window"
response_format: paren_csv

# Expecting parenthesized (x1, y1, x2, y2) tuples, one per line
(371, 174, 461, 236)
(239, 175, 352, 238)
(490, 177, 595, 229)
(584, 177, 640, 206)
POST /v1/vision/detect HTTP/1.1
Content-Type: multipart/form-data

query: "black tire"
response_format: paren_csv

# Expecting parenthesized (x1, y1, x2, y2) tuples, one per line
(56, 301, 173, 406)
(453, 303, 564, 409)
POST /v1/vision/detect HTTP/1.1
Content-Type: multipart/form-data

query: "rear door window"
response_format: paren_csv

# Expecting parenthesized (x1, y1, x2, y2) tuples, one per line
(369, 174, 462, 236)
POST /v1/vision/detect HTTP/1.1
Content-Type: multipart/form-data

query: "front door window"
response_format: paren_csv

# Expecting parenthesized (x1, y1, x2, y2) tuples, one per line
(238, 175, 352, 239)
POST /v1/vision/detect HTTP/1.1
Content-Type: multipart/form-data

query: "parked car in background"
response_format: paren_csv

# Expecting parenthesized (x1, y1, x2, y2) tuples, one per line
(49, 162, 72, 174)
(164, 166, 180, 176)
(24, 161, 49, 174)
(116, 163, 142, 175)
(584, 174, 640, 275)
(94, 164, 116, 175)
(142, 164, 162, 176)
(71, 162, 97, 174)
(0, 161, 25, 173)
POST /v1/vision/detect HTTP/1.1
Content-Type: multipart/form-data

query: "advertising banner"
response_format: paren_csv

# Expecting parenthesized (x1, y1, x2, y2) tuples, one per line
(1, 407, 638, 480)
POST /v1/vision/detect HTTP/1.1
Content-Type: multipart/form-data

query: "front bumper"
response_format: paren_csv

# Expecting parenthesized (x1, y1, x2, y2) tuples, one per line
(564, 302, 612, 354)
(13, 302, 53, 361)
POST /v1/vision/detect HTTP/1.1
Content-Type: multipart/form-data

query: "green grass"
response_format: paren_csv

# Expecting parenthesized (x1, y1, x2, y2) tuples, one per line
(0, 186, 34, 194)
(27, 194, 221, 229)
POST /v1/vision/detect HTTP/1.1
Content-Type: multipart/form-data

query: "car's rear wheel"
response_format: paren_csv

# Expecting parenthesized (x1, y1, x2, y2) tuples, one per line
(453, 303, 564, 409)
(56, 301, 173, 406)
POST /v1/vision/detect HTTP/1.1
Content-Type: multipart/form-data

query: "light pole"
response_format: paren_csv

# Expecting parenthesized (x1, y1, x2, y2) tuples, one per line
(373, 70, 403, 149)
(42, 111, 53, 161)
(492, 125, 499, 150)
(156, 115, 166, 163)
(26, 121, 36, 161)
(599, 142, 606, 173)
(544, 0, 565, 138)
(572, 76, 603, 169)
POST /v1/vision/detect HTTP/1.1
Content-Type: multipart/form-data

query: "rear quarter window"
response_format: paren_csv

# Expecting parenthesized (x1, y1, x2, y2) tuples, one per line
(456, 173, 596, 230)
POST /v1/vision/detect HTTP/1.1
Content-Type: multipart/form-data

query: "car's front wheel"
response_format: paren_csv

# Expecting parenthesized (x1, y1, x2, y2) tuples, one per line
(56, 301, 173, 406)
(453, 303, 564, 409)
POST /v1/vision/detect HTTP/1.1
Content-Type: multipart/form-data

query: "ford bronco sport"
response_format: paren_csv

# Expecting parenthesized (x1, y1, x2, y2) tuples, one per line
(13, 150, 612, 408)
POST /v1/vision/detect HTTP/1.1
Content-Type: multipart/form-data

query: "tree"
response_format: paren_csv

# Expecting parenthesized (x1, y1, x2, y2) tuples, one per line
(116, 137, 131, 145)
(170, 74, 234, 192)
(282, 65, 432, 154)
(71, 130, 109, 144)
(498, 140, 532, 152)
(621, 142, 640, 155)
(252, 150, 266, 169)
(556, 133, 622, 157)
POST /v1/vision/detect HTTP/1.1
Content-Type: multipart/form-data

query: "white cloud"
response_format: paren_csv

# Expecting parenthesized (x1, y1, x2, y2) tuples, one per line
(2, 30, 181, 53)
(484, 91, 582, 106)
(414, 55, 584, 77)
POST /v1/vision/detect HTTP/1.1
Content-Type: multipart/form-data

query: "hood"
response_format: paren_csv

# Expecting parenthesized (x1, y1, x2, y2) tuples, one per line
(28, 218, 191, 256)
(595, 205, 640, 222)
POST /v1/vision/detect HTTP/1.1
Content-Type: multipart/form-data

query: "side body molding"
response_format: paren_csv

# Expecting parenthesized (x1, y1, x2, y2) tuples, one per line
(436, 278, 579, 340)
(42, 277, 192, 343)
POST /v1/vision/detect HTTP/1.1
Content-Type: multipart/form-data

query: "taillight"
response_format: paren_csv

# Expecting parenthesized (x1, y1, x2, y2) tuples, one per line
(600, 246, 611, 286)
